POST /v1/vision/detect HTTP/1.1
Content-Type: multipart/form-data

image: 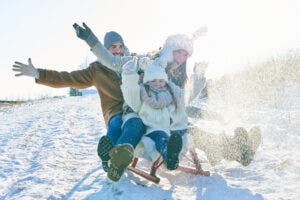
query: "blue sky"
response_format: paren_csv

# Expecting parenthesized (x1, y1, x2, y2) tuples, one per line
(0, 0, 299, 100)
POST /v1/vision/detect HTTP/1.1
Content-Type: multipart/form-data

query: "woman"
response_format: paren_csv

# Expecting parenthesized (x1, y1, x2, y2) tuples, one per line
(158, 32, 261, 167)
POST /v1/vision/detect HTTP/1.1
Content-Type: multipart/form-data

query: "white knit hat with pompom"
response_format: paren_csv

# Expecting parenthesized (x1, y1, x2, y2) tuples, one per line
(163, 34, 194, 56)
(143, 62, 168, 84)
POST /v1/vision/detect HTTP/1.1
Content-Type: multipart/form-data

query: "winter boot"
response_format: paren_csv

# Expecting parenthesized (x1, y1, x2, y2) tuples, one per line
(166, 133, 183, 170)
(188, 126, 223, 166)
(107, 144, 134, 182)
(223, 127, 256, 166)
(235, 126, 261, 166)
(97, 136, 113, 172)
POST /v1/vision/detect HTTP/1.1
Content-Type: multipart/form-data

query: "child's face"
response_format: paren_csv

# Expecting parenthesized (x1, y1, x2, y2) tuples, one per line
(148, 79, 166, 88)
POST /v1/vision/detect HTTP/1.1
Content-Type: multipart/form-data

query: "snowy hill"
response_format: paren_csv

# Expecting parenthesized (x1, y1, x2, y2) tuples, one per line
(1, 51, 300, 199)
(0, 85, 299, 199)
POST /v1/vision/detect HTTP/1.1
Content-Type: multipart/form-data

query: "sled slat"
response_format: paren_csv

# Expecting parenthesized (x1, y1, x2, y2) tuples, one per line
(127, 166, 160, 184)
(177, 166, 210, 176)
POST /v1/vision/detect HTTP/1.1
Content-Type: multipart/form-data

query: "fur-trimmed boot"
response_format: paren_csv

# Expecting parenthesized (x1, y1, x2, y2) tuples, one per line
(107, 144, 134, 182)
(248, 126, 262, 154)
(97, 136, 114, 172)
(189, 126, 261, 166)
(188, 126, 223, 166)
(221, 126, 262, 166)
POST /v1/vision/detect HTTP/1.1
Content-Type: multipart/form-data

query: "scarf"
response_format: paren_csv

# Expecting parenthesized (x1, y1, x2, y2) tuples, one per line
(140, 84, 173, 109)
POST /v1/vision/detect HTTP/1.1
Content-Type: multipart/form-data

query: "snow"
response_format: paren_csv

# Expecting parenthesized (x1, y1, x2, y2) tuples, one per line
(1, 80, 300, 199)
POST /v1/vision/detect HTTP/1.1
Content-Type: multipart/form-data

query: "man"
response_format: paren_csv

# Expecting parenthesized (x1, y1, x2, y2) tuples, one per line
(12, 26, 145, 182)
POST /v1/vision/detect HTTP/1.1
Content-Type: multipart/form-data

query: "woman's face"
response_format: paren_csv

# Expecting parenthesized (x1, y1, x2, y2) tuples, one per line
(172, 49, 188, 65)
(148, 79, 166, 89)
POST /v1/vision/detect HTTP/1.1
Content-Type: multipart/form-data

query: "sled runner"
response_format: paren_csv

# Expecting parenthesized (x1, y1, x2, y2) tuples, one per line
(127, 134, 210, 184)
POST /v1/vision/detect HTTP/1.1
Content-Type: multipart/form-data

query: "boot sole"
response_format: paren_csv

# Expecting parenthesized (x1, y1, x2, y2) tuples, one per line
(108, 144, 134, 182)
(249, 126, 262, 151)
(97, 136, 113, 160)
(234, 127, 256, 166)
(97, 136, 113, 172)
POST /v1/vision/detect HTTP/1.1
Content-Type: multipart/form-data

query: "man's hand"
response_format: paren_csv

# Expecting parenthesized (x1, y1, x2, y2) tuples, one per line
(73, 22, 92, 40)
(12, 58, 39, 79)
(73, 22, 99, 48)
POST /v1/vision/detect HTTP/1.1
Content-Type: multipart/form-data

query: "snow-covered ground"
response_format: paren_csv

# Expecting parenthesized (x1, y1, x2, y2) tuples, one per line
(0, 79, 299, 199)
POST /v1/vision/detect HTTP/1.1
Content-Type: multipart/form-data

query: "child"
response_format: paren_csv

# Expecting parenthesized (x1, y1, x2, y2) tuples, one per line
(120, 59, 188, 172)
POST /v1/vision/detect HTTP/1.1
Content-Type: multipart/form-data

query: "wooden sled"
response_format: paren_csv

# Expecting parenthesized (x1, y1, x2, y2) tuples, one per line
(127, 148, 210, 184)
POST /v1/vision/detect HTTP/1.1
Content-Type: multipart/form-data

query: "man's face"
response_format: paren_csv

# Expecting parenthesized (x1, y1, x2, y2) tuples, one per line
(108, 42, 125, 56)
(172, 49, 188, 65)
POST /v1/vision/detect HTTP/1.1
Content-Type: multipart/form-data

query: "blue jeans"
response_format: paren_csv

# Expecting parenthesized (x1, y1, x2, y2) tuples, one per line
(146, 131, 169, 160)
(116, 117, 145, 148)
(106, 114, 123, 145)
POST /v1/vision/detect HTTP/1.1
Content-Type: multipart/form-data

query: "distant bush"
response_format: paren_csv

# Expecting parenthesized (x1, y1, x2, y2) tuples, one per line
(208, 49, 300, 106)
(69, 88, 82, 96)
